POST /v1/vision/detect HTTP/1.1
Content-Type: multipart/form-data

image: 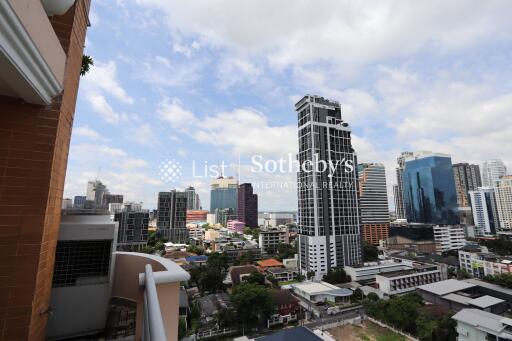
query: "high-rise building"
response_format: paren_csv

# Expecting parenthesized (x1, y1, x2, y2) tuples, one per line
(482, 159, 507, 187)
(495, 176, 512, 230)
(210, 176, 238, 213)
(433, 225, 466, 253)
(395, 152, 414, 220)
(105, 193, 124, 205)
(86, 180, 109, 208)
(402, 151, 459, 225)
(157, 190, 188, 242)
(0, 2, 90, 338)
(114, 206, 149, 246)
(184, 186, 201, 210)
(295, 95, 362, 280)
(358, 163, 390, 245)
(453, 163, 482, 208)
(469, 187, 500, 235)
(238, 183, 258, 228)
(74, 195, 86, 208)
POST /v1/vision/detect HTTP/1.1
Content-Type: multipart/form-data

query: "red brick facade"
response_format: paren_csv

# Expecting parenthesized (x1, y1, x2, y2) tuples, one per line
(0, 2, 90, 340)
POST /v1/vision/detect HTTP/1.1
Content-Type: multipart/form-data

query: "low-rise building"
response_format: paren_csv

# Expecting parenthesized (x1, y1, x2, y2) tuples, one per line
(258, 226, 289, 254)
(257, 259, 284, 271)
(227, 220, 246, 233)
(375, 264, 442, 296)
(459, 247, 512, 278)
(345, 260, 410, 282)
(291, 281, 352, 304)
(268, 290, 300, 327)
(266, 267, 298, 282)
(452, 309, 512, 341)
(433, 225, 466, 253)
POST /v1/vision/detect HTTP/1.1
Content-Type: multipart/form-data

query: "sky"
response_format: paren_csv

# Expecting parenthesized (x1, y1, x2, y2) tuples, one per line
(64, 0, 512, 211)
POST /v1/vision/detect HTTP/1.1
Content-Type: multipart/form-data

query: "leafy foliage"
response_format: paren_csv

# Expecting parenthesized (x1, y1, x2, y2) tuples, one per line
(322, 267, 351, 284)
(231, 283, 274, 326)
(273, 243, 297, 260)
(198, 269, 224, 293)
(363, 241, 379, 262)
(478, 239, 512, 256)
(207, 252, 228, 270)
(80, 55, 93, 76)
(245, 271, 266, 285)
(484, 273, 512, 288)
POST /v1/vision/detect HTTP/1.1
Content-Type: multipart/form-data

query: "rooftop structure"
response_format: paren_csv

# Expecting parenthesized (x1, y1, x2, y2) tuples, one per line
(452, 309, 512, 341)
(291, 281, 353, 304)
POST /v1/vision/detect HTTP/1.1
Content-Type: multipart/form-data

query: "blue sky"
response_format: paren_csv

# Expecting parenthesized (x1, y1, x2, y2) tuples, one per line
(64, 0, 512, 210)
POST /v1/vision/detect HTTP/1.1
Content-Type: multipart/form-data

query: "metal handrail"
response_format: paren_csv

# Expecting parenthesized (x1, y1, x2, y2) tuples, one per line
(143, 264, 167, 341)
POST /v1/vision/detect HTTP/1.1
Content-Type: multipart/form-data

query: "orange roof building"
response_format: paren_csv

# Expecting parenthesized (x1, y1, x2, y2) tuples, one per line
(257, 258, 284, 270)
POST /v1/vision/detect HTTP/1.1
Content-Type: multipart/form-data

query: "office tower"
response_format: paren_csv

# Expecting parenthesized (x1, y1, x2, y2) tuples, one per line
(469, 187, 500, 235)
(210, 176, 238, 213)
(105, 193, 124, 205)
(74, 195, 86, 208)
(215, 207, 237, 226)
(295, 95, 362, 280)
(184, 186, 201, 210)
(114, 207, 149, 247)
(157, 190, 188, 242)
(358, 163, 390, 245)
(402, 151, 459, 225)
(238, 183, 258, 228)
(86, 180, 109, 208)
(453, 163, 482, 207)
(495, 176, 512, 230)
(0, 2, 90, 338)
(47, 211, 117, 339)
(395, 152, 414, 220)
(482, 159, 507, 187)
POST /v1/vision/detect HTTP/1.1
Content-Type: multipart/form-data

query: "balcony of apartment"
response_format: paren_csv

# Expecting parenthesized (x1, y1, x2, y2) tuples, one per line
(0, 0, 75, 105)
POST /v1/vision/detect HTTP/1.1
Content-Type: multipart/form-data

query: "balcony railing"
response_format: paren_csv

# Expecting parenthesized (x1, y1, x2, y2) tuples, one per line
(141, 264, 167, 341)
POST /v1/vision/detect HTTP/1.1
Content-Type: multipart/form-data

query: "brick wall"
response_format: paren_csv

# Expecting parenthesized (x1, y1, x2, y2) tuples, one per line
(0, 1, 90, 340)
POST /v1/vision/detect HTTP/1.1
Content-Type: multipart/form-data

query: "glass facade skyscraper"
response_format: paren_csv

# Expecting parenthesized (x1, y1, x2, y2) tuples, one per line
(210, 176, 238, 213)
(402, 152, 459, 225)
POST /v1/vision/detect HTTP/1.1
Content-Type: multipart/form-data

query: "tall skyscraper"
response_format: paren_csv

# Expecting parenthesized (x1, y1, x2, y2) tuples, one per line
(358, 163, 390, 245)
(184, 186, 201, 210)
(210, 176, 238, 213)
(469, 187, 500, 235)
(395, 151, 414, 220)
(157, 190, 188, 242)
(452, 163, 482, 208)
(295, 95, 362, 280)
(86, 180, 109, 208)
(114, 206, 149, 246)
(73, 195, 86, 208)
(482, 159, 507, 187)
(495, 176, 512, 230)
(402, 151, 459, 225)
(238, 183, 258, 228)
(0, 2, 90, 338)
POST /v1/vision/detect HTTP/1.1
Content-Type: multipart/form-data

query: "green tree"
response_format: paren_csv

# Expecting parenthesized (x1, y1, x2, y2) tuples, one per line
(323, 267, 351, 284)
(231, 283, 274, 326)
(456, 268, 471, 279)
(274, 243, 297, 260)
(178, 317, 187, 339)
(307, 271, 315, 280)
(484, 273, 512, 288)
(245, 271, 266, 285)
(198, 269, 224, 293)
(187, 245, 205, 255)
(363, 241, 379, 262)
(207, 252, 228, 270)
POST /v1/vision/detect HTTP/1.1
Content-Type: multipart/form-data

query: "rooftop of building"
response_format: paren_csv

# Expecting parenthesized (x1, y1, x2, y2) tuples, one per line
(257, 259, 284, 268)
(255, 326, 324, 341)
(418, 279, 476, 296)
(452, 309, 512, 335)
(292, 281, 353, 297)
(464, 278, 512, 297)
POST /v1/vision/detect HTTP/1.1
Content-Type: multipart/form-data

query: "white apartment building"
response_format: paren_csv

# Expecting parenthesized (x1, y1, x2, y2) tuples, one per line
(375, 265, 443, 296)
(344, 260, 410, 282)
(258, 226, 289, 254)
(469, 187, 500, 235)
(495, 176, 512, 230)
(433, 225, 466, 253)
(481, 159, 507, 187)
(459, 248, 512, 278)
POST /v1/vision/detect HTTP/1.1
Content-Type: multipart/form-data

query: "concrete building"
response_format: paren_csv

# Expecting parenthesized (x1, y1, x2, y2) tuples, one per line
(402, 151, 459, 225)
(210, 176, 238, 213)
(105, 193, 123, 205)
(0, 1, 91, 338)
(375, 264, 443, 296)
(186, 209, 208, 223)
(184, 186, 201, 210)
(386, 223, 437, 253)
(495, 176, 512, 230)
(469, 187, 500, 235)
(47, 211, 118, 339)
(481, 159, 507, 187)
(238, 183, 258, 228)
(258, 226, 290, 254)
(394, 152, 414, 220)
(433, 225, 466, 253)
(358, 163, 390, 245)
(114, 208, 149, 247)
(453, 163, 482, 208)
(459, 247, 512, 278)
(452, 309, 512, 341)
(291, 281, 353, 304)
(344, 260, 411, 282)
(227, 220, 245, 233)
(260, 212, 295, 228)
(295, 95, 362, 280)
(157, 190, 188, 243)
(62, 198, 73, 209)
(86, 180, 109, 209)
(74, 195, 86, 208)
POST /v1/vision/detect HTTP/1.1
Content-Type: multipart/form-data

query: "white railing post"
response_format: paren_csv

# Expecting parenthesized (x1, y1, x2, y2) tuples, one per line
(143, 264, 167, 341)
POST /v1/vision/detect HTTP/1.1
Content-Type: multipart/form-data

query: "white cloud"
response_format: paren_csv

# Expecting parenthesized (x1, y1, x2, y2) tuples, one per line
(86, 93, 128, 124)
(123, 158, 148, 169)
(73, 126, 107, 141)
(131, 55, 204, 87)
(158, 97, 197, 128)
(83, 61, 133, 104)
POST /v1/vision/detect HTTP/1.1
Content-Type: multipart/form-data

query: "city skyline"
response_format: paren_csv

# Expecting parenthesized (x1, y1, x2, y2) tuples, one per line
(63, 1, 512, 211)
